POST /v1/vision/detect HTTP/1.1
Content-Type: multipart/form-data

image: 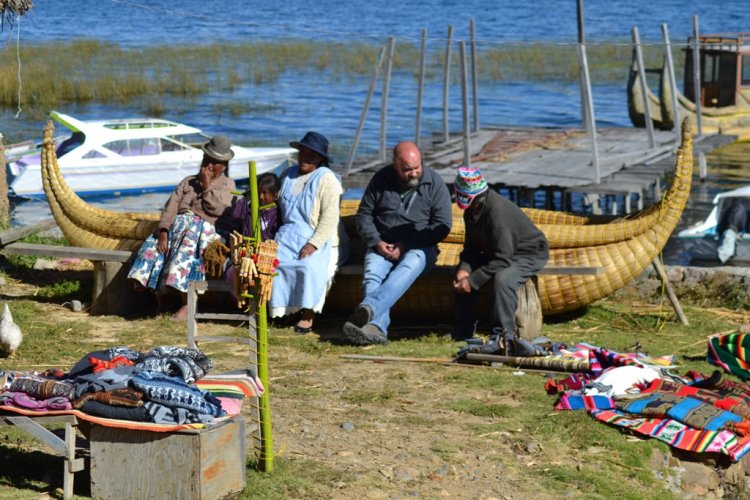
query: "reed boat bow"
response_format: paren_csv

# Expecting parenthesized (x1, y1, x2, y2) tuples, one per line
(41, 120, 693, 317)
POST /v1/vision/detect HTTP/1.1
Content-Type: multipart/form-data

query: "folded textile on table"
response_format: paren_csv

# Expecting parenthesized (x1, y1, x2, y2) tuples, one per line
(195, 369, 264, 398)
(0, 392, 72, 411)
(10, 374, 75, 400)
(131, 371, 225, 418)
(136, 346, 213, 384)
(73, 387, 145, 409)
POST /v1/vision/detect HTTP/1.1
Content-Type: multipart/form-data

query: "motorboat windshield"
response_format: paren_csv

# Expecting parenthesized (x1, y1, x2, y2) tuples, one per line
(56, 131, 85, 158)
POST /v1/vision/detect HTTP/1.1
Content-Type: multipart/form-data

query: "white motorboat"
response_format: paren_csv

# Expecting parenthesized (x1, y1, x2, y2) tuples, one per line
(5, 111, 297, 198)
(677, 185, 750, 263)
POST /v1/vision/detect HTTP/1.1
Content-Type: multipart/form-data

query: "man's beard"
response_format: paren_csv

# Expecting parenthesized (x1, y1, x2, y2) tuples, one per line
(399, 174, 421, 189)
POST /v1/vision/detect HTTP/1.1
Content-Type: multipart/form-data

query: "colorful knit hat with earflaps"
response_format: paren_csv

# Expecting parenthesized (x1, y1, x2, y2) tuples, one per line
(454, 166, 489, 209)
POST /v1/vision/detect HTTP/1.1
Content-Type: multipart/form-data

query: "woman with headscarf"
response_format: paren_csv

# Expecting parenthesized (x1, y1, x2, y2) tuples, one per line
(269, 131, 344, 333)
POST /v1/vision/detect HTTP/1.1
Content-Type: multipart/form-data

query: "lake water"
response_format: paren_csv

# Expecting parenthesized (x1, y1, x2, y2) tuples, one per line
(4, 0, 750, 263)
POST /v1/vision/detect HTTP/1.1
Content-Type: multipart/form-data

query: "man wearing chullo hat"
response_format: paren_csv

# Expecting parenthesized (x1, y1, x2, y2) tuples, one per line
(451, 166, 549, 340)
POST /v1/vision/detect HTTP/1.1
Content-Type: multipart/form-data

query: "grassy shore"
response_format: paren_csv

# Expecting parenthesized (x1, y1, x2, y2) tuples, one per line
(0, 240, 746, 498)
(0, 39, 676, 114)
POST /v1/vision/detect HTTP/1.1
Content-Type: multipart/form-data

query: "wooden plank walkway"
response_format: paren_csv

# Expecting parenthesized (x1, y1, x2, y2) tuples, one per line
(337, 126, 737, 215)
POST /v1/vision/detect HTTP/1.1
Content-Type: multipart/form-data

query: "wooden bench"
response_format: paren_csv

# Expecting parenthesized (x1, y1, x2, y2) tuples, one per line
(328, 260, 605, 339)
(0, 413, 84, 500)
(336, 263, 604, 276)
(1, 242, 141, 315)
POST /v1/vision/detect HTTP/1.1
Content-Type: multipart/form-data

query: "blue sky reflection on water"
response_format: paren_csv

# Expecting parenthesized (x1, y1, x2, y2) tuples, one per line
(6, 0, 750, 265)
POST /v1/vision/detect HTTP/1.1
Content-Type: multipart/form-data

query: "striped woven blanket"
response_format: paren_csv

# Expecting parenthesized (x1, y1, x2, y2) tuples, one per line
(708, 332, 750, 380)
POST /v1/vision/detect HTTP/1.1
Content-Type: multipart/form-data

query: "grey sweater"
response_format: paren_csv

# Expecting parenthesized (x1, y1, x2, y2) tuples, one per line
(356, 164, 452, 251)
(459, 190, 549, 289)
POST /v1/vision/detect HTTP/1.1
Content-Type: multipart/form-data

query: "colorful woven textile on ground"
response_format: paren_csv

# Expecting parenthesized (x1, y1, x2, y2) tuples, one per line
(592, 410, 750, 461)
(554, 393, 614, 411)
(545, 344, 675, 395)
(708, 332, 750, 380)
(548, 342, 750, 462)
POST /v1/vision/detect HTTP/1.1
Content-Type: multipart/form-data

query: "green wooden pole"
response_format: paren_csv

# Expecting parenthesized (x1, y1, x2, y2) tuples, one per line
(249, 160, 274, 472)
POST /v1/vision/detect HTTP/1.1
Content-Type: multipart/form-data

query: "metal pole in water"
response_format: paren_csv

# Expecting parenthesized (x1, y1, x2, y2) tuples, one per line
(459, 41, 471, 167)
(577, 0, 589, 130)
(415, 29, 427, 147)
(692, 15, 703, 137)
(344, 47, 386, 176)
(442, 25, 454, 143)
(380, 36, 396, 163)
(470, 18, 479, 132)
(577, 44, 599, 184)
(632, 26, 655, 148)
(661, 23, 681, 147)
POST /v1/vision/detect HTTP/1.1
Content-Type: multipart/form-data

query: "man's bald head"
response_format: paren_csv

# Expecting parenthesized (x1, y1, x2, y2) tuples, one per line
(392, 141, 423, 189)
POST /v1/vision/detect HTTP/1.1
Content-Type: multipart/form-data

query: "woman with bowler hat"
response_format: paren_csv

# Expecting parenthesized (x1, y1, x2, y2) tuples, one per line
(128, 136, 237, 320)
(269, 131, 344, 333)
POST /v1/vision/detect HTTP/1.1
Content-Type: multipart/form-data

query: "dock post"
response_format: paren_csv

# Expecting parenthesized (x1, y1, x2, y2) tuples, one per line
(344, 46, 386, 176)
(661, 23, 681, 146)
(632, 27, 655, 149)
(576, 0, 589, 130)
(577, 44, 600, 184)
(380, 36, 396, 164)
(442, 25, 454, 143)
(699, 152, 707, 179)
(470, 18, 479, 132)
(415, 29, 427, 147)
(459, 41, 471, 167)
(692, 15, 703, 137)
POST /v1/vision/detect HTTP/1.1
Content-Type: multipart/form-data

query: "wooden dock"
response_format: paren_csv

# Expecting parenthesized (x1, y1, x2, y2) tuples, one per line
(338, 126, 736, 215)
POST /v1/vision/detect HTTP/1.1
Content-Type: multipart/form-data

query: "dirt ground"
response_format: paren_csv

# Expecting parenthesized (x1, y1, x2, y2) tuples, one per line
(0, 263, 744, 499)
(0, 271, 533, 499)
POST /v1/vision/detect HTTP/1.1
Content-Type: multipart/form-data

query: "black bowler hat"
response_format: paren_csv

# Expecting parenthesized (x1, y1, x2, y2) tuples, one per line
(289, 131, 331, 166)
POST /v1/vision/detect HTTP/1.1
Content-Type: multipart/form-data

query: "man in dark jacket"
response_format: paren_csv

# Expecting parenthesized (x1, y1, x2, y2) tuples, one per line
(343, 141, 452, 345)
(452, 166, 549, 340)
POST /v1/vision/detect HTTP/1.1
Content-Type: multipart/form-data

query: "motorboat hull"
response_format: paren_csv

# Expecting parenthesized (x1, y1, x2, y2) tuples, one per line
(8, 150, 292, 198)
(6, 111, 295, 198)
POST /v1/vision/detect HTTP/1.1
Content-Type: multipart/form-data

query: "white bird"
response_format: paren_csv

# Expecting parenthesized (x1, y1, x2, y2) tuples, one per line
(0, 303, 23, 359)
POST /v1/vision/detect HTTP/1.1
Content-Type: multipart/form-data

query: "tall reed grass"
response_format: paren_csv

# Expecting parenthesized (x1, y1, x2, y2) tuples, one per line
(0, 39, 681, 111)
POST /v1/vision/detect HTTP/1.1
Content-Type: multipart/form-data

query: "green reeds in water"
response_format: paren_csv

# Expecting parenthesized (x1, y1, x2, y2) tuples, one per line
(0, 38, 683, 111)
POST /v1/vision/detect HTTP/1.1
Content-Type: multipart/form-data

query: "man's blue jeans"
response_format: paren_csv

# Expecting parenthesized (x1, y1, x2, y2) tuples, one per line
(361, 246, 438, 335)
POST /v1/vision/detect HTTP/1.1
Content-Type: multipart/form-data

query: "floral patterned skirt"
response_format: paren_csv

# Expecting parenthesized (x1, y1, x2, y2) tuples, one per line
(127, 212, 222, 294)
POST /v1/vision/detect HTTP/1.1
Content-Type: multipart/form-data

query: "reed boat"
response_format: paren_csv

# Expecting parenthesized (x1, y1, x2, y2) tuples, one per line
(628, 33, 750, 139)
(40, 119, 694, 319)
(626, 52, 664, 129)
